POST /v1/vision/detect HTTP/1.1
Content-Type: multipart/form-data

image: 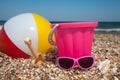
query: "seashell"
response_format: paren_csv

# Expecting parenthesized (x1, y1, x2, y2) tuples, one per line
(97, 59, 110, 74)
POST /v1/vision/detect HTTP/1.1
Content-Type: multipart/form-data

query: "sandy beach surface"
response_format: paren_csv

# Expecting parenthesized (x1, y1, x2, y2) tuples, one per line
(0, 33, 120, 80)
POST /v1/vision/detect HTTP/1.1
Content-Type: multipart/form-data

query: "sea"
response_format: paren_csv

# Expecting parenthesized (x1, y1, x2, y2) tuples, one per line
(0, 21, 120, 33)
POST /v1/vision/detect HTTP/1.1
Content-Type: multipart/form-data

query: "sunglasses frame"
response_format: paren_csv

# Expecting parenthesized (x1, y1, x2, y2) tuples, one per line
(57, 56, 95, 70)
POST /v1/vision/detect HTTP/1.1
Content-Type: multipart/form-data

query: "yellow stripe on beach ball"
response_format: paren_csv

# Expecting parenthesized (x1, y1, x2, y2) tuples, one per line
(32, 13, 52, 54)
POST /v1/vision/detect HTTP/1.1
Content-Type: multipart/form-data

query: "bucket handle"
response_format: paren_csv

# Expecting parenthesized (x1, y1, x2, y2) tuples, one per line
(48, 24, 59, 45)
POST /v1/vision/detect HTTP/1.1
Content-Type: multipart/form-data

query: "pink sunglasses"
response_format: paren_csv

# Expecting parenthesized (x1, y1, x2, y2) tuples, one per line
(57, 56, 95, 70)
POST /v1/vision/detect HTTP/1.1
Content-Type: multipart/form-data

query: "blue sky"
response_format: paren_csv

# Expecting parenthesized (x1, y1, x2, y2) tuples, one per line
(0, 0, 120, 21)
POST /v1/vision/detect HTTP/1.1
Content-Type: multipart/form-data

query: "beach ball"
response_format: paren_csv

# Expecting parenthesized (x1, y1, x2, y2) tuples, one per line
(0, 13, 52, 58)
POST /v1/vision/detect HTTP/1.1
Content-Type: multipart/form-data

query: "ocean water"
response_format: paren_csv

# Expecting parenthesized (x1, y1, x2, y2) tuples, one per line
(97, 22, 120, 29)
(0, 21, 120, 32)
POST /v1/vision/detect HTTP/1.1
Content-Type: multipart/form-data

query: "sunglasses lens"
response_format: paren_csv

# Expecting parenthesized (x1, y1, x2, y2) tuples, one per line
(78, 57, 94, 68)
(58, 58, 74, 69)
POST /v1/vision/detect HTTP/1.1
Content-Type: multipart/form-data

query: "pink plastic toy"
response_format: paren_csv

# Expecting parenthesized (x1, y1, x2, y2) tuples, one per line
(48, 22, 98, 70)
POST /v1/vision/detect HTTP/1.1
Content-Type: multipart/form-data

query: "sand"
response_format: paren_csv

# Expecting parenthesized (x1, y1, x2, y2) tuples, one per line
(0, 33, 120, 80)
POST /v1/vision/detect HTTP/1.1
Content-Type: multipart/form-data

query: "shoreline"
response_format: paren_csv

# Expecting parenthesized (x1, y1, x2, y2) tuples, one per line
(95, 28, 120, 32)
(0, 25, 2, 30)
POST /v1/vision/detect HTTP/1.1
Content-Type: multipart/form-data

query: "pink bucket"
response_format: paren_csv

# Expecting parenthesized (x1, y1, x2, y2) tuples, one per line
(48, 22, 98, 58)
